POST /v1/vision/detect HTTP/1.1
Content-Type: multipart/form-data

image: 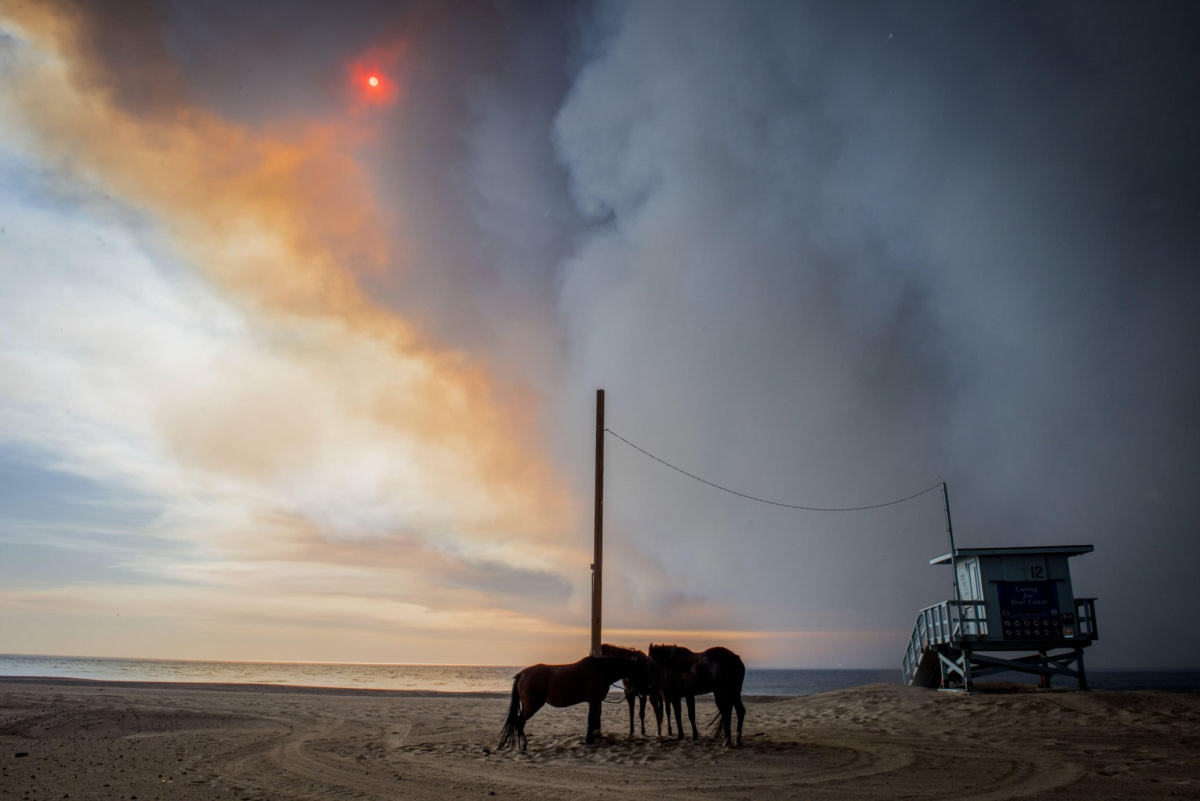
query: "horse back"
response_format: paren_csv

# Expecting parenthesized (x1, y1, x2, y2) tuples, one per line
(523, 657, 620, 708)
(659, 647, 745, 697)
(700, 647, 746, 693)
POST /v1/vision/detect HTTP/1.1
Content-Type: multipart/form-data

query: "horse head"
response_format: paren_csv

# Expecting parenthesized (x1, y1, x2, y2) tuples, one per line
(627, 653, 655, 695)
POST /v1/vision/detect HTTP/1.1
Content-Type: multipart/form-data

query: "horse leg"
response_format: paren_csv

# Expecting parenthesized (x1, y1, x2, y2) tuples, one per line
(671, 696, 684, 741)
(685, 694, 699, 741)
(650, 691, 664, 736)
(518, 697, 543, 752)
(733, 694, 746, 748)
(638, 693, 646, 736)
(626, 693, 635, 737)
(586, 699, 601, 745)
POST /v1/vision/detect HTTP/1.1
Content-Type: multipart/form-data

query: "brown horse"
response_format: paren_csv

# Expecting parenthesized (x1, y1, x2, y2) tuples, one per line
(649, 643, 746, 746)
(498, 655, 651, 751)
(599, 643, 664, 736)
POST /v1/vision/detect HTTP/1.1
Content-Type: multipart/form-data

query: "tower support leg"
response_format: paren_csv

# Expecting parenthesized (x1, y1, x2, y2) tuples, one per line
(1038, 651, 1050, 689)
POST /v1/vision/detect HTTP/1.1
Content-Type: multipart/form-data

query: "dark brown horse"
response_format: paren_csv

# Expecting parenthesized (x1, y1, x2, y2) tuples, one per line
(649, 643, 746, 746)
(599, 643, 664, 736)
(498, 655, 652, 751)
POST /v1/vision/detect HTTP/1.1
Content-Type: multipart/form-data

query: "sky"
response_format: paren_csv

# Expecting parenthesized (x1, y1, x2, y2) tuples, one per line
(0, 0, 1197, 669)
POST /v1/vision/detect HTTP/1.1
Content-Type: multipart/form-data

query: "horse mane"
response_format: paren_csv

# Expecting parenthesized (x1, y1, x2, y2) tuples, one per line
(649, 642, 697, 661)
(600, 643, 646, 660)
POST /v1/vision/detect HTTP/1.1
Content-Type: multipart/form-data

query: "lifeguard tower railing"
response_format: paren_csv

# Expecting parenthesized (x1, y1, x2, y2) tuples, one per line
(902, 597, 1098, 688)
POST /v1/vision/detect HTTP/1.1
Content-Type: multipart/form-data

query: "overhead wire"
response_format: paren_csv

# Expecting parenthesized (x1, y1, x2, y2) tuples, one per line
(604, 428, 943, 512)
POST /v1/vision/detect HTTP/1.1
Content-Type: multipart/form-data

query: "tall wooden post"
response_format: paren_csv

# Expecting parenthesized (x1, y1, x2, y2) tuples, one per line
(590, 389, 605, 656)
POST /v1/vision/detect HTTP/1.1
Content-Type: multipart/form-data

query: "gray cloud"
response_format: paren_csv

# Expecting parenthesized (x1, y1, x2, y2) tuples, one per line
(551, 1, 1200, 666)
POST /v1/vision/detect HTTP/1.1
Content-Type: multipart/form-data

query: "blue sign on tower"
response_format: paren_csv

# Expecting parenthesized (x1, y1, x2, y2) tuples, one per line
(998, 581, 1060, 640)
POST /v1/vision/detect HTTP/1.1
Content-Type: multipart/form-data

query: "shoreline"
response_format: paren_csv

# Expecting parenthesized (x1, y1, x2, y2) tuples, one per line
(0, 675, 813, 703)
(2, 673, 1196, 698)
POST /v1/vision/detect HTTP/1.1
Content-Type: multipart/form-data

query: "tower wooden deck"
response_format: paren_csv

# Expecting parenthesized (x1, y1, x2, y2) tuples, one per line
(902, 545, 1098, 691)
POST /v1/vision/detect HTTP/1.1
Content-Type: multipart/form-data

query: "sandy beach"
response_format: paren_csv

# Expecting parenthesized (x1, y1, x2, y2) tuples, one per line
(2, 679, 1198, 799)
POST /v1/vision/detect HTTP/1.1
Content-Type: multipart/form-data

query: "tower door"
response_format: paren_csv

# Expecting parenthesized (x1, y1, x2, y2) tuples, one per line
(957, 558, 983, 636)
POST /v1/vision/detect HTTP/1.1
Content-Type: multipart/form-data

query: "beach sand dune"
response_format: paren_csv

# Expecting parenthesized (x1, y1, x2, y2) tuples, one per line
(2, 679, 1198, 799)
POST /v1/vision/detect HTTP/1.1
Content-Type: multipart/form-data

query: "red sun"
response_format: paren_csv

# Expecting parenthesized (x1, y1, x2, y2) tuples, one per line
(349, 61, 399, 108)
(348, 42, 406, 109)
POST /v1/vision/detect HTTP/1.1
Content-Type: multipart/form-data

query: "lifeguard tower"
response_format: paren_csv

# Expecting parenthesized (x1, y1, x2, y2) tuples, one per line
(902, 545, 1099, 691)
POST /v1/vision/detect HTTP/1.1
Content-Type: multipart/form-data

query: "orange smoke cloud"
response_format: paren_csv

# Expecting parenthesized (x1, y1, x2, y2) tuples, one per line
(2, 3, 577, 556)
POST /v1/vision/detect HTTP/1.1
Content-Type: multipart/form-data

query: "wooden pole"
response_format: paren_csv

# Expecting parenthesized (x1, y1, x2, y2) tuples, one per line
(591, 389, 605, 656)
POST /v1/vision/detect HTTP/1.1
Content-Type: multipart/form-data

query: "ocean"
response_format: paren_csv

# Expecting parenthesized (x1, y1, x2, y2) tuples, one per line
(1, 654, 1196, 694)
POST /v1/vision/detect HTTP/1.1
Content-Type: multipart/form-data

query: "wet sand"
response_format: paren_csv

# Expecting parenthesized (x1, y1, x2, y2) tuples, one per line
(2, 677, 1198, 799)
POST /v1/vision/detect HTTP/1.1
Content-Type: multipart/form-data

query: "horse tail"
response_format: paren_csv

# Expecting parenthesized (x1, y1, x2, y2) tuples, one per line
(707, 709, 725, 740)
(497, 673, 522, 750)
